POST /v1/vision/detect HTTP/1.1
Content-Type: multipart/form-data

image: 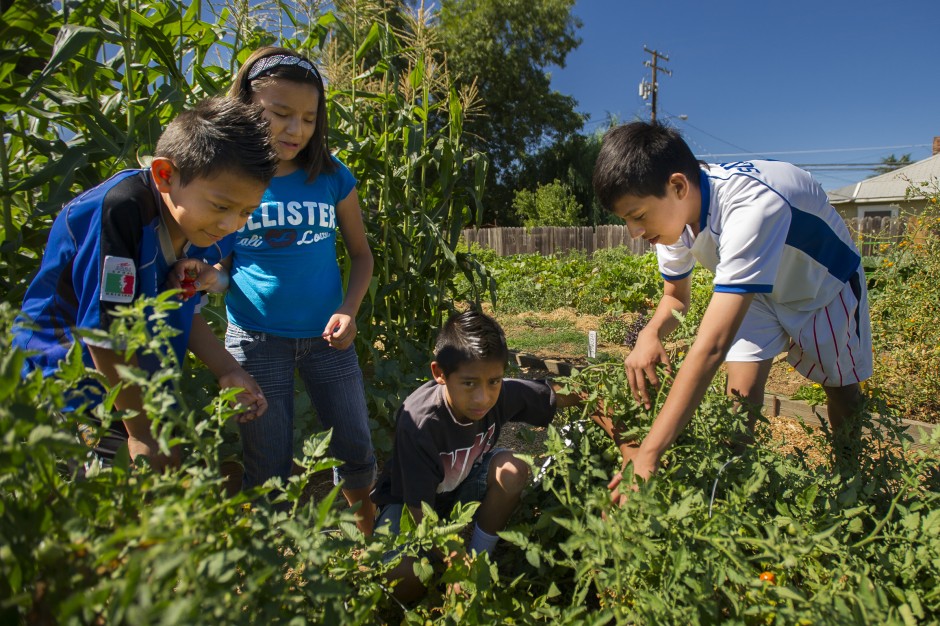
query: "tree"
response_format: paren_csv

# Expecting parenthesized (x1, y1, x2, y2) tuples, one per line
(437, 0, 584, 224)
(512, 123, 622, 226)
(874, 153, 912, 175)
(513, 179, 582, 227)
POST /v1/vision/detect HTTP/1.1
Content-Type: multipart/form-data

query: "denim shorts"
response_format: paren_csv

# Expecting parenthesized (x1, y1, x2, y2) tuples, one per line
(376, 447, 507, 536)
(225, 323, 376, 491)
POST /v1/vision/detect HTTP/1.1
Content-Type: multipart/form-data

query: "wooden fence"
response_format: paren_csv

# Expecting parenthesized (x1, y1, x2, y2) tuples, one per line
(848, 216, 908, 257)
(462, 216, 908, 257)
(461, 225, 651, 256)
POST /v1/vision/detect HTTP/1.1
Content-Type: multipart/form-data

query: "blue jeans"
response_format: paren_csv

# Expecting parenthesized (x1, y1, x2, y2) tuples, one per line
(225, 324, 376, 491)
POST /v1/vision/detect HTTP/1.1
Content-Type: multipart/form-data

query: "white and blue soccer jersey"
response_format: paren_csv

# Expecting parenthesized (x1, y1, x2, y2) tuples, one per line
(13, 169, 233, 409)
(226, 156, 356, 337)
(656, 161, 872, 386)
(658, 162, 861, 310)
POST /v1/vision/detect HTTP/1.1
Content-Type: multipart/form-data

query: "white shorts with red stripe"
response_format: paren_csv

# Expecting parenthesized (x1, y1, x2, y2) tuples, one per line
(725, 269, 872, 387)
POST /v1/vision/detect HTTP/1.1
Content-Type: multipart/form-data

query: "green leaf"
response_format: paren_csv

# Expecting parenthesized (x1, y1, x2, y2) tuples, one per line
(130, 12, 185, 81)
(353, 22, 381, 63)
(8, 145, 90, 192)
(24, 25, 103, 101)
(408, 55, 425, 90)
(0, 348, 26, 401)
(412, 558, 434, 584)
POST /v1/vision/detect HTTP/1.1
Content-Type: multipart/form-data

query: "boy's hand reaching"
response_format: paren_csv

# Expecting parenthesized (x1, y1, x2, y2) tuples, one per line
(624, 329, 671, 409)
(607, 472, 633, 507)
(127, 433, 181, 473)
(167, 259, 229, 300)
(218, 367, 268, 423)
(607, 445, 658, 506)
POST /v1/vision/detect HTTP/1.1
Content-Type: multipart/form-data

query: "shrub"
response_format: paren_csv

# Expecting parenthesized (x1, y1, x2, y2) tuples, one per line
(867, 180, 940, 422)
(513, 180, 584, 227)
(3, 301, 940, 623)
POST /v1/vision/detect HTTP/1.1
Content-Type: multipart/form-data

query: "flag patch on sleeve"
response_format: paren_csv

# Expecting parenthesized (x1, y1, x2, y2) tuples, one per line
(101, 255, 136, 303)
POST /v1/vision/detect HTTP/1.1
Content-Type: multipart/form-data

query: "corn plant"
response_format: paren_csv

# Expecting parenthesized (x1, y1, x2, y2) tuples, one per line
(308, 2, 491, 430)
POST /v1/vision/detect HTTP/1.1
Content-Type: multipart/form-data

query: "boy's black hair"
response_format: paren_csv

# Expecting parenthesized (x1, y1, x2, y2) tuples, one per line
(155, 97, 279, 187)
(434, 310, 509, 376)
(229, 46, 336, 183)
(592, 121, 701, 210)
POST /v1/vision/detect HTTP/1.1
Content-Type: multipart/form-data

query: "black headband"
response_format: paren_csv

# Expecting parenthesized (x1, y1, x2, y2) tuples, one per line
(246, 54, 322, 84)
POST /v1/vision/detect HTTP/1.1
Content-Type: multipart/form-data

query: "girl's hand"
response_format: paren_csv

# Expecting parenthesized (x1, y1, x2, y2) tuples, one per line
(321, 313, 357, 350)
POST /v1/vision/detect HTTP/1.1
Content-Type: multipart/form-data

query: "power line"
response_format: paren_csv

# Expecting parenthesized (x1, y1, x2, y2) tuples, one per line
(697, 144, 931, 158)
(662, 110, 931, 161)
(795, 164, 888, 171)
(664, 112, 755, 155)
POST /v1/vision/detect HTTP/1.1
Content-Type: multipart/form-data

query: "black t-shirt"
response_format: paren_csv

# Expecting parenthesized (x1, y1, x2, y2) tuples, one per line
(371, 378, 556, 509)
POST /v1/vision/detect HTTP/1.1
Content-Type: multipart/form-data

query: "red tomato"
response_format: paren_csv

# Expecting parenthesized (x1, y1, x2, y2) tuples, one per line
(759, 571, 776, 584)
(181, 269, 198, 299)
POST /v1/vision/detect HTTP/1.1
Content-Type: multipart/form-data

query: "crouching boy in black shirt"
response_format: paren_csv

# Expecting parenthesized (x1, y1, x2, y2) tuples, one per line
(371, 309, 632, 602)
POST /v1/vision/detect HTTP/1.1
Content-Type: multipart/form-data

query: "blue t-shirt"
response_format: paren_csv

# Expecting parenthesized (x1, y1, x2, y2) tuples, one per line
(225, 157, 357, 337)
(13, 169, 233, 410)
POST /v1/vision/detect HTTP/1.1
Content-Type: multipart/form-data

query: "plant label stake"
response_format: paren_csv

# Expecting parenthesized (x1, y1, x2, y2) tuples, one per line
(588, 330, 597, 359)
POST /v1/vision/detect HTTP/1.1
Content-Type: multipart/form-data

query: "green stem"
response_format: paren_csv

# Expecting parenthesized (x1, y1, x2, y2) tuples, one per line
(0, 115, 14, 285)
(118, 0, 136, 163)
(851, 486, 906, 549)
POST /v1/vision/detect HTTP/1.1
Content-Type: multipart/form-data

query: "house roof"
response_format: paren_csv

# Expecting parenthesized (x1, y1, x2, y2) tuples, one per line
(828, 152, 940, 204)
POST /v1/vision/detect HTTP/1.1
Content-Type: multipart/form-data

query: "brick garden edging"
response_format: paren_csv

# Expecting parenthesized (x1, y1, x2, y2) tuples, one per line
(510, 351, 938, 451)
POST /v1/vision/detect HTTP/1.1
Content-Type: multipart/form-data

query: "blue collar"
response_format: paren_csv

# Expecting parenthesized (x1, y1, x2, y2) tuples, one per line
(698, 169, 710, 234)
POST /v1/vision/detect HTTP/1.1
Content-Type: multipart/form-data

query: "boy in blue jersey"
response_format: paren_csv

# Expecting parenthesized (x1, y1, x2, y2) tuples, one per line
(13, 97, 279, 472)
(592, 122, 871, 491)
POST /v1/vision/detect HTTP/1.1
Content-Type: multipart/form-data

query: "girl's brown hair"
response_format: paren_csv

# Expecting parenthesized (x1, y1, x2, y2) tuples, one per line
(229, 47, 336, 182)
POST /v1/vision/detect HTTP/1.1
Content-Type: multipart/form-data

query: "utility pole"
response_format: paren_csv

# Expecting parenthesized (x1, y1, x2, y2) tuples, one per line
(639, 46, 671, 123)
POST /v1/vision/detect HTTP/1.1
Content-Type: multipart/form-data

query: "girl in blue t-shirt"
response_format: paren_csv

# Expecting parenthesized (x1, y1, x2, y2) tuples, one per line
(222, 47, 376, 533)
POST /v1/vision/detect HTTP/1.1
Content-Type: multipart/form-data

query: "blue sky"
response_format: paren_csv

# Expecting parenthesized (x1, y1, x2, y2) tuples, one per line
(549, 0, 940, 191)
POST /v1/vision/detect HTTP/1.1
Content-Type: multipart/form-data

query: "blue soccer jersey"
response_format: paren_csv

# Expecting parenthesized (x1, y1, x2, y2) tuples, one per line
(13, 169, 232, 409)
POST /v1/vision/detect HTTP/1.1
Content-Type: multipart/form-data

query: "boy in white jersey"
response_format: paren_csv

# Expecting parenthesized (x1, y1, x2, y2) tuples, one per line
(592, 122, 872, 492)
